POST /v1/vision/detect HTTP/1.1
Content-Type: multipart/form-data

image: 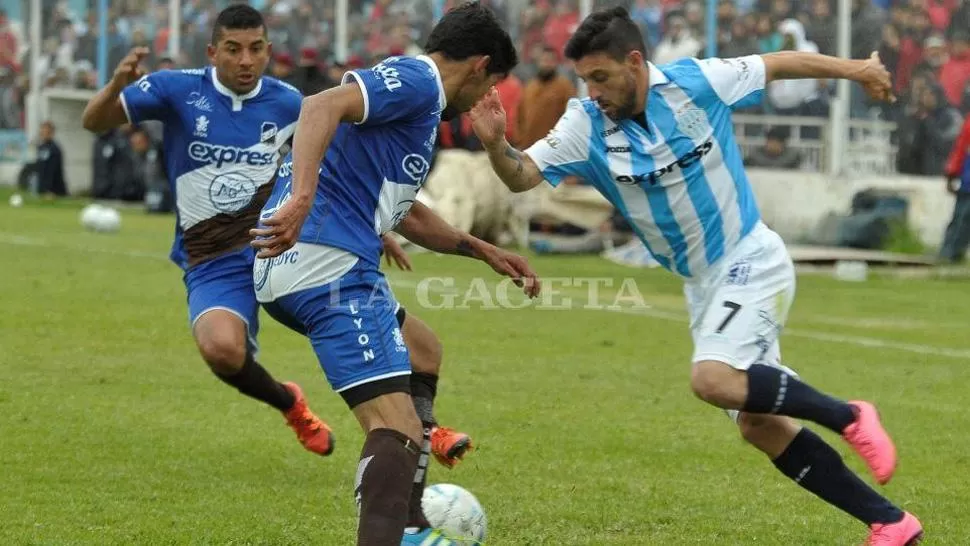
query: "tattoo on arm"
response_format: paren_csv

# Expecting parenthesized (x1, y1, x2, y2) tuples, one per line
(456, 239, 475, 257)
(504, 144, 524, 178)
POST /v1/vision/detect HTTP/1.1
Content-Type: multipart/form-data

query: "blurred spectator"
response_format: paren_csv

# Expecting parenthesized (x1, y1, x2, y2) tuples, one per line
(852, 0, 887, 60)
(35, 121, 66, 197)
(270, 52, 297, 86)
(291, 48, 329, 96)
(543, 0, 580, 58)
(126, 126, 162, 203)
(939, 31, 970, 107)
(653, 14, 701, 65)
(755, 13, 783, 53)
(744, 126, 804, 169)
(517, 45, 576, 149)
(897, 83, 963, 175)
(720, 15, 760, 58)
(767, 20, 829, 122)
(805, 0, 836, 56)
(0, 9, 20, 73)
(628, 0, 664, 49)
(156, 56, 176, 71)
(496, 73, 523, 145)
(92, 125, 133, 200)
(940, 113, 970, 263)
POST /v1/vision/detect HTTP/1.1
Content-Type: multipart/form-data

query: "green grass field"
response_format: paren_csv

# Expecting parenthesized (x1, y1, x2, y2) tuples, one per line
(2, 192, 969, 545)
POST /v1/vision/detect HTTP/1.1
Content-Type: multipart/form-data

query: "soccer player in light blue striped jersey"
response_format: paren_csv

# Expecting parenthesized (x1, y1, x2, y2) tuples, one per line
(471, 7, 922, 545)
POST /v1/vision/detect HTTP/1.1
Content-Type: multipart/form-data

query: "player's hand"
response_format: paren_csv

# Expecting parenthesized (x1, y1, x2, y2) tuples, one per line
(249, 198, 311, 259)
(479, 245, 541, 299)
(470, 87, 508, 150)
(856, 51, 895, 103)
(112, 47, 150, 88)
(382, 234, 413, 271)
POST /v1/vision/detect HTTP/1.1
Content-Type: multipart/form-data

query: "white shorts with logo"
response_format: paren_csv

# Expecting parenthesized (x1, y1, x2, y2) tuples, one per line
(684, 223, 798, 422)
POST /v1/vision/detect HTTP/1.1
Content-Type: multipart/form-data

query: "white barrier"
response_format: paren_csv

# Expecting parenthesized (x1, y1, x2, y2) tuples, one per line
(747, 169, 951, 248)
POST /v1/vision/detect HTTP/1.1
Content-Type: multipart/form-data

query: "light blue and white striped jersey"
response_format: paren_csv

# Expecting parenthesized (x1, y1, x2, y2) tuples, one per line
(525, 55, 766, 278)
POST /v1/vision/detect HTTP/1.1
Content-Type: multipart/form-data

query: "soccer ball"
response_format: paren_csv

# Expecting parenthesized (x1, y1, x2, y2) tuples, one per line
(80, 204, 122, 233)
(422, 484, 487, 542)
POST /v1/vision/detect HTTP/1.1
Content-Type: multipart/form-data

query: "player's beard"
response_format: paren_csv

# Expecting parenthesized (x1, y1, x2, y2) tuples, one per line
(612, 73, 639, 120)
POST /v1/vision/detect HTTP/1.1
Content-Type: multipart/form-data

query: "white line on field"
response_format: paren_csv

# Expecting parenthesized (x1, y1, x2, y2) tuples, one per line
(5, 232, 969, 359)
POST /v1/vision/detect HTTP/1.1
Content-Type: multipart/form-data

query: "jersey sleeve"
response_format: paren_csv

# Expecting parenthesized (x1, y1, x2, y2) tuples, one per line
(342, 59, 436, 127)
(120, 71, 176, 124)
(691, 55, 766, 110)
(523, 98, 592, 187)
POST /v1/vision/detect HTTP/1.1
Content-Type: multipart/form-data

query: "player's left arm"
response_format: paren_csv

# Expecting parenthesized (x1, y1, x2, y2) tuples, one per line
(762, 51, 893, 101)
(692, 51, 893, 112)
(394, 201, 540, 298)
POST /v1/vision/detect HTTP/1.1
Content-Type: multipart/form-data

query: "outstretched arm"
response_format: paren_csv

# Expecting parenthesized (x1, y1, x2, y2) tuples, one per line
(395, 201, 540, 297)
(762, 51, 893, 101)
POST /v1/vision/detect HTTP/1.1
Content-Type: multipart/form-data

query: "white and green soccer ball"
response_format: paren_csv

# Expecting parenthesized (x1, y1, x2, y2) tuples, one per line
(422, 483, 487, 542)
(80, 204, 122, 233)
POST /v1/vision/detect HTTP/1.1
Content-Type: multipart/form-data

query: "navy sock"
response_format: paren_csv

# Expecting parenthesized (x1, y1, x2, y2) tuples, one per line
(773, 428, 904, 525)
(743, 364, 856, 433)
(214, 352, 295, 412)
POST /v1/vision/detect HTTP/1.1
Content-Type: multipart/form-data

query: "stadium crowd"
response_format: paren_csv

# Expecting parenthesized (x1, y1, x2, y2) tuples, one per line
(2, 0, 970, 175)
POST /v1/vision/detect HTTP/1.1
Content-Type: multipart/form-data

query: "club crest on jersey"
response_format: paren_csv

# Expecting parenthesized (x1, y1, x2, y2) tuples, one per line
(401, 154, 430, 185)
(209, 172, 257, 213)
(260, 122, 278, 143)
(194, 115, 209, 138)
(674, 106, 708, 141)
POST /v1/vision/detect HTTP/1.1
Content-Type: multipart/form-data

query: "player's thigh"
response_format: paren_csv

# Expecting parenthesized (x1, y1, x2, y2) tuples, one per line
(185, 250, 260, 363)
(398, 307, 443, 374)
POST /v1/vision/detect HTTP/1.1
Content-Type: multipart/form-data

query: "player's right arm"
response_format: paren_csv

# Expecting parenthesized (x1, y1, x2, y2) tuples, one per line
(81, 47, 150, 133)
(472, 89, 591, 193)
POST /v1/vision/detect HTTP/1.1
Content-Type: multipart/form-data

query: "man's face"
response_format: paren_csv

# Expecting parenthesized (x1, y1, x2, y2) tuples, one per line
(449, 58, 505, 116)
(575, 51, 641, 121)
(130, 132, 150, 153)
(537, 50, 559, 77)
(39, 123, 53, 141)
(207, 27, 271, 94)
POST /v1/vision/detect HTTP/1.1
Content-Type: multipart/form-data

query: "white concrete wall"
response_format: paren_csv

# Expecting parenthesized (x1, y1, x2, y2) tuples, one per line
(747, 169, 952, 248)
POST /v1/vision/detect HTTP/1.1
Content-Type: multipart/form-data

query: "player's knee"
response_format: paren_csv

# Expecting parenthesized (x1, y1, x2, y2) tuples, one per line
(690, 360, 746, 406)
(196, 333, 247, 374)
(737, 412, 774, 444)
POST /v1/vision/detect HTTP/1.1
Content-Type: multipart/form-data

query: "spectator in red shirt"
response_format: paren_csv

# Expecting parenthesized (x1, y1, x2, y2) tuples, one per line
(939, 113, 970, 263)
(940, 32, 970, 106)
(0, 10, 19, 73)
(543, 0, 579, 57)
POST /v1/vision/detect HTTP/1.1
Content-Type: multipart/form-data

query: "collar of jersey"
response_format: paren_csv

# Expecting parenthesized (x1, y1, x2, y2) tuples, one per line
(415, 55, 447, 112)
(646, 62, 669, 87)
(210, 67, 263, 108)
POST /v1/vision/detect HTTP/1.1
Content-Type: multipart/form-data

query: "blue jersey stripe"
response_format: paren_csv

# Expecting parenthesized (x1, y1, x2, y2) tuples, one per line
(684, 70, 761, 239)
(648, 90, 726, 267)
(587, 113, 672, 272)
(624, 111, 690, 276)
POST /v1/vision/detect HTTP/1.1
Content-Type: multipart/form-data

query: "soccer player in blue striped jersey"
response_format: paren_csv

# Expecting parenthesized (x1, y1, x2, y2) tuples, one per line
(472, 7, 922, 545)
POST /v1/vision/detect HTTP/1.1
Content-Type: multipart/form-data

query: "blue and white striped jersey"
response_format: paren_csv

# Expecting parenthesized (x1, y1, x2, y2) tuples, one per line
(525, 55, 766, 278)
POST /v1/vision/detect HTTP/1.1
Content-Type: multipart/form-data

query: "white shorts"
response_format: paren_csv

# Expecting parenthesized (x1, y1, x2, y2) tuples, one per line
(685, 223, 798, 422)
(685, 222, 798, 389)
